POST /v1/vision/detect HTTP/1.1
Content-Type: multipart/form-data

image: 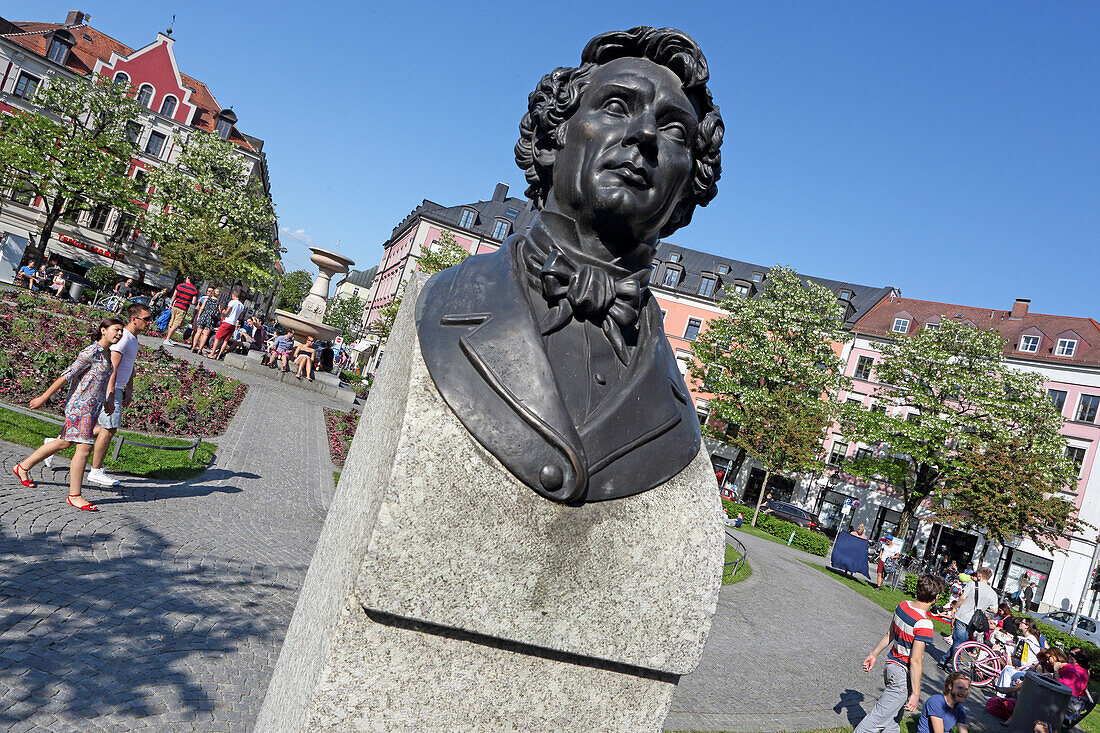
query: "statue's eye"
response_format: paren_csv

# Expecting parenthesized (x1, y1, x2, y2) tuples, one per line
(662, 122, 688, 143)
(602, 98, 628, 116)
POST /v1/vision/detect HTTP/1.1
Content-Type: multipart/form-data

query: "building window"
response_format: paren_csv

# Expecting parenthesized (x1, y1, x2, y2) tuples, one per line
(733, 284, 749, 297)
(1048, 389, 1067, 413)
(145, 131, 167, 158)
(1019, 335, 1041, 353)
(125, 122, 142, 144)
(1066, 446, 1087, 478)
(112, 213, 135, 242)
(136, 84, 154, 108)
(1056, 338, 1078, 357)
(159, 95, 177, 117)
(215, 118, 232, 139)
(925, 322, 940, 331)
(847, 397, 864, 406)
(662, 268, 680, 287)
(906, 412, 921, 424)
(696, 401, 710, 426)
(114, 72, 130, 87)
(492, 219, 510, 240)
(828, 441, 849, 465)
(47, 39, 71, 65)
(504, 207, 519, 219)
(870, 402, 887, 414)
(698, 275, 716, 298)
(668, 252, 681, 263)
(717, 265, 729, 275)
(88, 204, 111, 231)
(839, 289, 853, 300)
(459, 209, 476, 229)
(752, 272, 764, 283)
(1076, 394, 1100, 423)
(854, 355, 874, 381)
(13, 72, 40, 100)
(684, 318, 702, 341)
(854, 447, 873, 462)
(892, 317, 910, 333)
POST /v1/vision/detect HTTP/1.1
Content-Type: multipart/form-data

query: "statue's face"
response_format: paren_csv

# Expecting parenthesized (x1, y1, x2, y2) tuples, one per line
(548, 56, 698, 249)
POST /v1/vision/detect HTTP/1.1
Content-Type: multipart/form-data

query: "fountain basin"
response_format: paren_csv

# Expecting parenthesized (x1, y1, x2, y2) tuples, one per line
(274, 310, 341, 342)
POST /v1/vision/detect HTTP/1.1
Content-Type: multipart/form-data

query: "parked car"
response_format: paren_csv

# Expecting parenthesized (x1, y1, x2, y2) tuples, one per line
(1034, 610, 1100, 646)
(763, 500, 825, 533)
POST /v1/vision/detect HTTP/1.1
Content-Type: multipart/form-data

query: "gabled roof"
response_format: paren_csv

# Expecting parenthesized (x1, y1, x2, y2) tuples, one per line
(338, 266, 378, 289)
(387, 192, 537, 245)
(652, 241, 896, 325)
(1, 19, 256, 151)
(853, 295, 1100, 366)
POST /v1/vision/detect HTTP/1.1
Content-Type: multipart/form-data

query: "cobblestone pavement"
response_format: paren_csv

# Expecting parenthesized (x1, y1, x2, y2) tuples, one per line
(0, 340, 353, 732)
(665, 530, 1005, 732)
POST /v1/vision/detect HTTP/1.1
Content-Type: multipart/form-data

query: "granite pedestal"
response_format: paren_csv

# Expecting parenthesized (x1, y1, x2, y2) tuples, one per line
(256, 275, 724, 732)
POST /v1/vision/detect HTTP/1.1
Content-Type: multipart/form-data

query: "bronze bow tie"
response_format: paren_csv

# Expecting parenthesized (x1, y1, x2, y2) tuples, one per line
(535, 250, 646, 365)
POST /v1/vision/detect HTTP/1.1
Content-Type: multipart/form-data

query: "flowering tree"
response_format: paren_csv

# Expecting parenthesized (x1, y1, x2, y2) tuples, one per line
(690, 266, 850, 524)
(0, 74, 143, 262)
(843, 318, 1078, 544)
(142, 130, 278, 286)
(274, 270, 312, 312)
(324, 294, 367, 339)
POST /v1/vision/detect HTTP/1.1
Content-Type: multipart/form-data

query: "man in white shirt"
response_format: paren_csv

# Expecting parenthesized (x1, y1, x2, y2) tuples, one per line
(876, 534, 904, 590)
(87, 302, 151, 487)
(207, 290, 246, 360)
(940, 566, 998, 670)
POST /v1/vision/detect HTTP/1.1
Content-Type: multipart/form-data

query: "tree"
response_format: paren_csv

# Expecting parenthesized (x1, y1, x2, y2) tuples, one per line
(842, 318, 1077, 544)
(142, 130, 278, 286)
(85, 265, 118, 292)
(0, 74, 144, 262)
(371, 230, 470, 347)
(274, 270, 313, 312)
(690, 266, 851, 525)
(324, 294, 367, 339)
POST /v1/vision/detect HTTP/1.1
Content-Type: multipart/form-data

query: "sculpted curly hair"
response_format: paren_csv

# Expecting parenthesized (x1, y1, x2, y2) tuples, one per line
(514, 26, 724, 239)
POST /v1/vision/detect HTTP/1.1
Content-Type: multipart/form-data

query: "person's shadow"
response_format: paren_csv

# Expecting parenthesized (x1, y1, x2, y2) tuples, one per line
(835, 689, 866, 727)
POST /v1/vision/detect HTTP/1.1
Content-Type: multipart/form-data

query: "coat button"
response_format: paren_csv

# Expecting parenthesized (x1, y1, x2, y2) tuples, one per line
(539, 464, 563, 491)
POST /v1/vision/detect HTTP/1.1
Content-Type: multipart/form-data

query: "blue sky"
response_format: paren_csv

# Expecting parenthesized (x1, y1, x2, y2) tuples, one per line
(16, 2, 1100, 316)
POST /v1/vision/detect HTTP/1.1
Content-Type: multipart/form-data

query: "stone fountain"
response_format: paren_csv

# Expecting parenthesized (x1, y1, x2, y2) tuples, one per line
(274, 246, 355, 341)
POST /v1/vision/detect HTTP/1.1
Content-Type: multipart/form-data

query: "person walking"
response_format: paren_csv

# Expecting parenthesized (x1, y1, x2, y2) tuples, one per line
(915, 672, 970, 733)
(85, 303, 151, 488)
(162, 275, 198, 346)
(940, 566, 998, 670)
(206, 289, 245, 360)
(190, 286, 220, 353)
(13, 317, 125, 510)
(876, 534, 903, 590)
(855, 573, 945, 733)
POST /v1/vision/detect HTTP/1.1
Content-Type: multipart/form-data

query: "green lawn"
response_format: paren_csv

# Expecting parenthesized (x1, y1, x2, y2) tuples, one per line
(722, 544, 752, 585)
(0, 406, 215, 480)
(333, 471, 341, 487)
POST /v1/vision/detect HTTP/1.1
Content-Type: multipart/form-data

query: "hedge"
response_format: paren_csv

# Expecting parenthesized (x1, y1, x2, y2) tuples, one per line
(722, 499, 832, 557)
(1030, 618, 1100, 680)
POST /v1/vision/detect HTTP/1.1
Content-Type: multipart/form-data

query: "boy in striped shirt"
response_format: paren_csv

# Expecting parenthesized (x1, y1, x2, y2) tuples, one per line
(855, 574, 946, 733)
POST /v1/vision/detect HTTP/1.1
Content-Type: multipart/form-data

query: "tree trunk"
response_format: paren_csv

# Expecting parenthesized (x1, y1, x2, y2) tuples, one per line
(30, 197, 65, 263)
(751, 468, 771, 527)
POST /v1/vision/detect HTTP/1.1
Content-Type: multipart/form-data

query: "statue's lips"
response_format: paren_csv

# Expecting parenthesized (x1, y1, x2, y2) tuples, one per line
(606, 162, 650, 188)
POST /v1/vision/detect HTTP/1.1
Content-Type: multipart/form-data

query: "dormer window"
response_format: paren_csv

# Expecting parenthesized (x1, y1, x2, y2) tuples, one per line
(698, 275, 717, 298)
(1019, 335, 1041, 353)
(47, 31, 74, 65)
(159, 95, 177, 117)
(114, 72, 130, 88)
(717, 264, 729, 275)
(459, 208, 476, 229)
(215, 108, 237, 140)
(135, 84, 154, 109)
(504, 207, 519, 219)
(668, 252, 681, 263)
(892, 317, 910, 333)
(752, 272, 764, 283)
(733, 284, 749, 297)
(491, 219, 510, 240)
(661, 267, 681, 287)
(838, 289, 853, 301)
(1056, 338, 1078, 357)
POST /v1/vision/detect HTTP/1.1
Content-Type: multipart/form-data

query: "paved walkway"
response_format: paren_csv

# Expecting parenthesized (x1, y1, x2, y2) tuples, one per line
(0, 341, 352, 732)
(665, 530, 1006, 732)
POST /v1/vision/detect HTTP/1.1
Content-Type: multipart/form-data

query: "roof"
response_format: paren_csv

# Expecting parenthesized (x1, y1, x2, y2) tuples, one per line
(338, 266, 377, 289)
(652, 241, 896, 325)
(853, 295, 1100, 367)
(1, 19, 256, 151)
(388, 193, 537, 245)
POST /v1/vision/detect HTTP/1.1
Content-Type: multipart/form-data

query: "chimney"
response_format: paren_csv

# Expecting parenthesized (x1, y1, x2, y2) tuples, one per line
(64, 10, 85, 25)
(1010, 298, 1030, 320)
(491, 182, 508, 202)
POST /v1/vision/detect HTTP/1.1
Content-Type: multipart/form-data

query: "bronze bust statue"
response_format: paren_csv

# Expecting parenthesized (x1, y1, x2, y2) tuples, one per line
(417, 27, 724, 504)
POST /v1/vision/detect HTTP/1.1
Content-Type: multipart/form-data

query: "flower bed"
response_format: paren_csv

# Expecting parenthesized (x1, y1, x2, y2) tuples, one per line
(324, 407, 360, 465)
(0, 294, 246, 436)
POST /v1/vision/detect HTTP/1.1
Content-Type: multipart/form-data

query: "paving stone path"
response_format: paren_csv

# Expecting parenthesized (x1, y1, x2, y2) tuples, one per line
(0, 340, 353, 732)
(665, 530, 1007, 732)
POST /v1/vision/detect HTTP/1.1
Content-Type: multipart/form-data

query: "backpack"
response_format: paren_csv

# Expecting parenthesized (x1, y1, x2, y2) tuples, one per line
(969, 609, 990, 635)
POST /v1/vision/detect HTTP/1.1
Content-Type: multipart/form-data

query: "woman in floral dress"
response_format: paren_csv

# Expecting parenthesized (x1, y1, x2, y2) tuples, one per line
(12, 317, 125, 511)
(190, 286, 220, 354)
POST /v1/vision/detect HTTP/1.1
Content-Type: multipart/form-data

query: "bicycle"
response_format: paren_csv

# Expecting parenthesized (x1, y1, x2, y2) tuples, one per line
(930, 611, 1009, 687)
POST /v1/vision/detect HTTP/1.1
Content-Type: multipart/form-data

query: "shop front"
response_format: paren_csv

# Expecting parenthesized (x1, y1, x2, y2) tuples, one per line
(926, 524, 979, 570)
(996, 548, 1053, 609)
(815, 489, 859, 537)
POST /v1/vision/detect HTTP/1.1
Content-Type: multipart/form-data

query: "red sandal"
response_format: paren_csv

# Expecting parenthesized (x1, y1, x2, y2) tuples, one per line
(12, 464, 35, 487)
(67, 495, 98, 512)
